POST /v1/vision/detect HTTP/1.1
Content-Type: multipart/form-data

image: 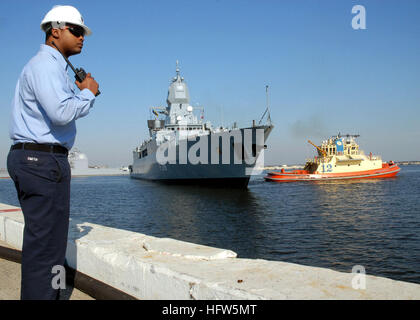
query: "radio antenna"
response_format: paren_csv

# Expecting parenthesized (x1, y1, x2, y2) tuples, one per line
(258, 85, 272, 125)
(51, 41, 78, 76)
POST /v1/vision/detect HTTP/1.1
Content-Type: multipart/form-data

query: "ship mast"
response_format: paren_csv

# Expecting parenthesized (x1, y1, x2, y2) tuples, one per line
(176, 60, 180, 78)
(258, 85, 272, 125)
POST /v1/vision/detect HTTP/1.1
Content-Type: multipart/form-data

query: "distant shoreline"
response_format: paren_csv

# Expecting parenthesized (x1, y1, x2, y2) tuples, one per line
(395, 161, 420, 165)
(1, 161, 419, 179)
(0, 167, 129, 179)
(264, 161, 420, 168)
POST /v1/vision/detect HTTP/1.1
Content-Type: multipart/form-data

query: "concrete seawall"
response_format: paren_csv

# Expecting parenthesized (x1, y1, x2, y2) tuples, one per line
(1, 202, 419, 299)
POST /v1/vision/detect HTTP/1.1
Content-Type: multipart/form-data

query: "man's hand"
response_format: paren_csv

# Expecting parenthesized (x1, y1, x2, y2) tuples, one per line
(75, 73, 99, 96)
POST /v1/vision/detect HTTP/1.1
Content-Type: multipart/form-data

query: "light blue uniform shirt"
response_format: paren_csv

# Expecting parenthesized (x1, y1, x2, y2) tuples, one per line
(9, 44, 95, 150)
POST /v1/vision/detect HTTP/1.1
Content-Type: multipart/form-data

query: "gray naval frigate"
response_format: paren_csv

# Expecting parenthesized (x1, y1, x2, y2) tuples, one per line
(129, 63, 273, 187)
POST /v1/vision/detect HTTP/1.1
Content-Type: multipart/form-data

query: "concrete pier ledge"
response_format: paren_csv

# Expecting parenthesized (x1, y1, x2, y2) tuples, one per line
(1, 202, 420, 300)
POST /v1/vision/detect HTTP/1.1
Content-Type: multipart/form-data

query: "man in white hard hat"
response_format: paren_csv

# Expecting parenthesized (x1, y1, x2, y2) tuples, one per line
(7, 5, 99, 300)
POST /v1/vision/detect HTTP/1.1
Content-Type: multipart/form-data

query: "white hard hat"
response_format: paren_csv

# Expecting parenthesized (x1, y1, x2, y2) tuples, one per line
(40, 5, 92, 36)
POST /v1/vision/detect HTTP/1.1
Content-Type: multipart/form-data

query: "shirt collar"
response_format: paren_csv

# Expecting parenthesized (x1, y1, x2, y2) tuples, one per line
(40, 44, 69, 71)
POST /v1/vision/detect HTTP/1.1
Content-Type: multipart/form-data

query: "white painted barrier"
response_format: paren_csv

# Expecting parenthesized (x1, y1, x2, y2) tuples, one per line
(1, 202, 420, 299)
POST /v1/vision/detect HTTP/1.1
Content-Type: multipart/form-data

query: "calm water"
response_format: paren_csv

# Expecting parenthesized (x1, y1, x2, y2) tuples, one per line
(1, 165, 419, 284)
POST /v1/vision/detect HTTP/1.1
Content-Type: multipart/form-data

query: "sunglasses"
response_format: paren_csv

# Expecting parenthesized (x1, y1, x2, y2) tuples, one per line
(65, 25, 85, 38)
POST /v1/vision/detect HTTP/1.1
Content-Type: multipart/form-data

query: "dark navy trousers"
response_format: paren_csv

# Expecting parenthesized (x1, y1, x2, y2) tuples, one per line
(7, 148, 71, 300)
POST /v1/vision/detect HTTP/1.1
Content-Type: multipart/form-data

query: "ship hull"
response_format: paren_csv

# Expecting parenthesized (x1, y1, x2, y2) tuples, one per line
(137, 177, 250, 188)
(130, 162, 252, 184)
(131, 125, 272, 187)
(265, 163, 400, 182)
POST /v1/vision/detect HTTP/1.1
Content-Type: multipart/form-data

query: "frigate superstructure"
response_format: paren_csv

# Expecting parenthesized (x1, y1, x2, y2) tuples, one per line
(129, 62, 273, 187)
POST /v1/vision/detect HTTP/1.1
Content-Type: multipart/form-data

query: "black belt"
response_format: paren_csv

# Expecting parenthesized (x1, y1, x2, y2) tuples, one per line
(11, 143, 68, 155)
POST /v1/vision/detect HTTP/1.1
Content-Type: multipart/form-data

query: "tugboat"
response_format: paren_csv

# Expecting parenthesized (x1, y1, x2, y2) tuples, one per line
(265, 134, 400, 182)
(129, 62, 273, 187)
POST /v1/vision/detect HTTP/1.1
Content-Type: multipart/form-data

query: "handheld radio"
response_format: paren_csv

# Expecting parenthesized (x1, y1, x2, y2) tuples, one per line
(52, 41, 100, 97)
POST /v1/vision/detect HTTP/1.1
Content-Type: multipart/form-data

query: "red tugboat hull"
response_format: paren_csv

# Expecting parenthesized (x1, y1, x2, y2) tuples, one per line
(265, 163, 400, 182)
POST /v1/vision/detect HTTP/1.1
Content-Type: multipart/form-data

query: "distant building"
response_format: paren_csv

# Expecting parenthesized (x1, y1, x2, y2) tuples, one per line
(68, 149, 88, 170)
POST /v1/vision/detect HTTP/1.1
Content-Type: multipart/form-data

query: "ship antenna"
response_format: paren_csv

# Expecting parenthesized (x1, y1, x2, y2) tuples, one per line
(258, 85, 272, 125)
(266, 85, 269, 106)
(266, 85, 272, 124)
(176, 60, 180, 77)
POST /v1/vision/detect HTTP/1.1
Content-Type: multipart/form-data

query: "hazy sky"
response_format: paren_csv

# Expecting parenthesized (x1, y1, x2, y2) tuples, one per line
(0, 0, 419, 168)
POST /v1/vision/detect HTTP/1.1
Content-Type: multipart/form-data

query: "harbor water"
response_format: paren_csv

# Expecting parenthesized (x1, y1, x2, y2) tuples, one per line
(1, 165, 419, 285)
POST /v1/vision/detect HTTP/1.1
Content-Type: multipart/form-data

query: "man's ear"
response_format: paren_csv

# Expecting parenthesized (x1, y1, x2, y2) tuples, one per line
(51, 28, 60, 39)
